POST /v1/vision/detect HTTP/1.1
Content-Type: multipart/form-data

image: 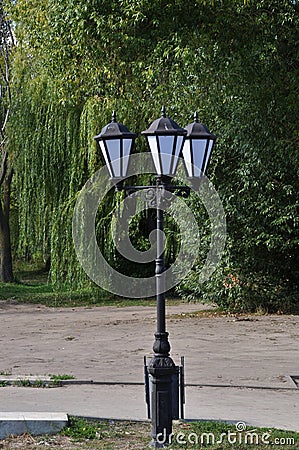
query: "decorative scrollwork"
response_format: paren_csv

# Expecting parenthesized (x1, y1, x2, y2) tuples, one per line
(124, 183, 187, 208)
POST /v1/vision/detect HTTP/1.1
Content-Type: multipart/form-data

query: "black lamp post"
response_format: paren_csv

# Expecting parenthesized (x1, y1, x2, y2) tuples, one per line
(141, 107, 187, 447)
(94, 107, 216, 448)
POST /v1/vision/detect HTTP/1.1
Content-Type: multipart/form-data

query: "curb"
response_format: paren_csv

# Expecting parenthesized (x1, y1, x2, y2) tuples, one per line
(0, 412, 68, 439)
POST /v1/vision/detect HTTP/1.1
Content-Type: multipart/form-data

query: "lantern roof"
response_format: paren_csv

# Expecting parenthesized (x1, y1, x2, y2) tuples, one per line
(142, 106, 186, 136)
(184, 112, 216, 140)
(94, 111, 137, 141)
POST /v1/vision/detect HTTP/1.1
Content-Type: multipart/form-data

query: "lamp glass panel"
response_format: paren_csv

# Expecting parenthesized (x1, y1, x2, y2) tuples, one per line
(175, 135, 184, 156)
(147, 135, 161, 174)
(122, 138, 133, 177)
(106, 139, 121, 177)
(158, 135, 175, 175)
(182, 140, 192, 177)
(203, 140, 214, 175)
(99, 141, 113, 178)
(192, 139, 207, 177)
(171, 135, 184, 175)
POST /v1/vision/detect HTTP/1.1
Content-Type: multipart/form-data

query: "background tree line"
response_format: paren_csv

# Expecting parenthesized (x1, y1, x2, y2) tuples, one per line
(1, 0, 298, 312)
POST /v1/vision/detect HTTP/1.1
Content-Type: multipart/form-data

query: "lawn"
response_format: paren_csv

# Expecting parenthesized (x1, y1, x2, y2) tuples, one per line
(0, 258, 199, 309)
(0, 262, 161, 308)
(1, 418, 299, 449)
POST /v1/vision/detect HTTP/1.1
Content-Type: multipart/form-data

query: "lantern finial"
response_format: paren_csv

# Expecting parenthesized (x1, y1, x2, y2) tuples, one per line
(112, 110, 117, 122)
(194, 112, 199, 123)
(161, 106, 166, 118)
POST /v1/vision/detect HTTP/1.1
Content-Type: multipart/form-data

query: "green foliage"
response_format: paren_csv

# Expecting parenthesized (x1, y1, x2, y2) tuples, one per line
(6, 0, 299, 311)
(63, 417, 100, 440)
(49, 374, 75, 382)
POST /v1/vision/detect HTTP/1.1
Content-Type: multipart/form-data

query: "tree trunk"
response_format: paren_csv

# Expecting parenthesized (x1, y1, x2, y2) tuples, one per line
(0, 208, 13, 282)
(0, 168, 14, 282)
(0, 4, 15, 283)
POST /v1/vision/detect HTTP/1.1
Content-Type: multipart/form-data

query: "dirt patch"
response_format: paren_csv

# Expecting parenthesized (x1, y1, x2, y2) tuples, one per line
(0, 421, 152, 450)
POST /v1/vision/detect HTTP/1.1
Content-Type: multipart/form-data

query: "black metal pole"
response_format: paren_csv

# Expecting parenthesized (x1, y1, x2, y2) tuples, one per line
(156, 203, 166, 334)
(148, 179, 176, 448)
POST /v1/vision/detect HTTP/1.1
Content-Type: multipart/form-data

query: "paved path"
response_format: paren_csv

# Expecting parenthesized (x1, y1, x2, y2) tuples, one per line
(0, 301, 298, 432)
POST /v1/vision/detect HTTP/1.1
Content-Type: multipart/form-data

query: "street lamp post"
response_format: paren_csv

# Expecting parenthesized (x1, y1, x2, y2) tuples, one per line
(141, 108, 186, 447)
(94, 107, 216, 447)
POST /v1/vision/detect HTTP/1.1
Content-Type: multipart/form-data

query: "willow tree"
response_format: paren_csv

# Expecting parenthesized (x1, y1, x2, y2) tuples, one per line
(0, 0, 14, 282)
(9, 0, 299, 311)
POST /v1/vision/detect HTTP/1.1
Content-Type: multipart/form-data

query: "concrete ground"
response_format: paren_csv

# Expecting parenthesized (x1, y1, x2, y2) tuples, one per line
(0, 301, 298, 432)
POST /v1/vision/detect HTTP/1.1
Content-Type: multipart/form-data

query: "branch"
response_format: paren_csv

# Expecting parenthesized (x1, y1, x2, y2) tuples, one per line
(0, 150, 8, 186)
(1, 108, 10, 134)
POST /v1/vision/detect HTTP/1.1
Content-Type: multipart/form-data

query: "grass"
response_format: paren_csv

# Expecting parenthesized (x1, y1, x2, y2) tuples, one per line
(0, 374, 76, 389)
(0, 279, 179, 308)
(174, 421, 299, 449)
(0, 270, 122, 307)
(0, 261, 159, 307)
(1, 418, 299, 449)
(53, 418, 299, 449)
(0, 369, 12, 376)
(0, 260, 189, 308)
(49, 374, 76, 381)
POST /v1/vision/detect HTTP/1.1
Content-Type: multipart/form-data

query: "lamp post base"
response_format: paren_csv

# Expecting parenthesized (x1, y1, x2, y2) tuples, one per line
(146, 332, 176, 447)
(148, 360, 176, 448)
(144, 354, 185, 448)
